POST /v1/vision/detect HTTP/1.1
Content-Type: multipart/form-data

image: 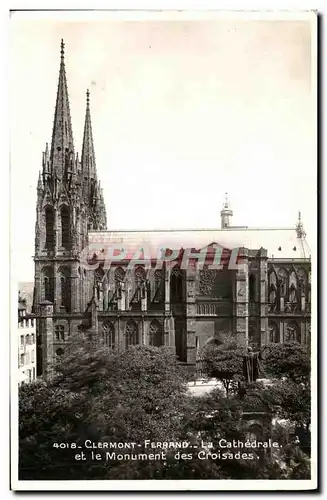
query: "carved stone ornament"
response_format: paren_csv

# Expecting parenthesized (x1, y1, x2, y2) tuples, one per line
(199, 268, 216, 296)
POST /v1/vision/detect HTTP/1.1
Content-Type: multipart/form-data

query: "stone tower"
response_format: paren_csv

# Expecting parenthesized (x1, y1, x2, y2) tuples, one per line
(220, 192, 233, 229)
(33, 40, 106, 375)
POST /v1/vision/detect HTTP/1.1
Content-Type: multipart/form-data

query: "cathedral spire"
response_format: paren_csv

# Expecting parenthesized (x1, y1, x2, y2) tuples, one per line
(81, 88, 96, 180)
(49, 39, 75, 180)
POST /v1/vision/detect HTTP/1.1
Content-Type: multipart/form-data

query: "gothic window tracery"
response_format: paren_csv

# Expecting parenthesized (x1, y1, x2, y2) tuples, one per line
(125, 320, 138, 348)
(153, 269, 164, 302)
(43, 266, 54, 302)
(268, 321, 280, 343)
(149, 319, 163, 347)
(45, 206, 55, 250)
(285, 322, 301, 343)
(115, 267, 125, 284)
(95, 267, 105, 300)
(60, 205, 71, 249)
(277, 268, 288, 297)
(269, 285, 277, 307)
(114, 267, 126, 299)
(102, 321, 115, 349)
(170, 266, 184, 302)
(289, 284, 297, 303)
(55, 325, 65, 341)
(133, 266, 146, 303)
(199, 268, 216, 296)
(268, 269, 277, 310)
(59, 266, 71, 312)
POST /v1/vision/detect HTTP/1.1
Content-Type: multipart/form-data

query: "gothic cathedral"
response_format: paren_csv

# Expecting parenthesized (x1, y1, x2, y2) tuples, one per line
(33, 41, 311, 379)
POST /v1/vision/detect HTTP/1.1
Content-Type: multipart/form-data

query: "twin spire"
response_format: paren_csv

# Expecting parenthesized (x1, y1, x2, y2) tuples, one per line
(50, 39, 95, 181)
(39, 39, 107, 229)
(81, 87, 96, 179)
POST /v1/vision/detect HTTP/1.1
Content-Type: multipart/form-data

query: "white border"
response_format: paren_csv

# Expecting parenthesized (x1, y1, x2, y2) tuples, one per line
(8, 6, 318, 493)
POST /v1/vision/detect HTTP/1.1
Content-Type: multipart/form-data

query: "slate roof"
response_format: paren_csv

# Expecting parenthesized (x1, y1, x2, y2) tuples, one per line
(88, 227, 311, 261)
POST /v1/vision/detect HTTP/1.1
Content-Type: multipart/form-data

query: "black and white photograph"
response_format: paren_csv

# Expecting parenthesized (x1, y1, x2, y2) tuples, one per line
(10, 9, 317, 491)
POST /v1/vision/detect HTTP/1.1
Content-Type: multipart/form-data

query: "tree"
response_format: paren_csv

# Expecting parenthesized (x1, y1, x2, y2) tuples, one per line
(201, 333, 244, 396)
(260, 341, 311, 453)
(19, 337, 311, 480)
(262, 341, 310, 383)
(19, 381, 97, 480)
(19, 341, 189, 480)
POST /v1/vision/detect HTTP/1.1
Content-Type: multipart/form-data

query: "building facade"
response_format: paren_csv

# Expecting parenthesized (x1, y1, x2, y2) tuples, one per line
(18, 294, 37, 384)
(33, 41, 311, 379)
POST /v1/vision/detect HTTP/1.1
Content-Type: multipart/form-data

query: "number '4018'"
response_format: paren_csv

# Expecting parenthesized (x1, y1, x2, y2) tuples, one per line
(53, 443, 77, 449)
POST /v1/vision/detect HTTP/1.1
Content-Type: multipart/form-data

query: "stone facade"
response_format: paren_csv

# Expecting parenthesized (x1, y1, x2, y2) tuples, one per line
(33, 41, 311, 379)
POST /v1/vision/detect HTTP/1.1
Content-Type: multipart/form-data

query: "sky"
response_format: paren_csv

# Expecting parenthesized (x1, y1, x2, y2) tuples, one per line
(10, 11, 317, 282)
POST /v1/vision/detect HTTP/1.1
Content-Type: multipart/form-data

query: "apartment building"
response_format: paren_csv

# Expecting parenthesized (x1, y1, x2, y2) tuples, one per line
(18, 294, 37, 384)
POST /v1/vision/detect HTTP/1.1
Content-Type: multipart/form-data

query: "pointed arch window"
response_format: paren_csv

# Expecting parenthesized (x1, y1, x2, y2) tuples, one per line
(59, 267, 71, 312)
(61, 205, 71, 249)
(55, 325, 65, 341)
(285, 322, 301, 343)
(149, 319, 163, 347)
(268, 269, 278, 310)
(125, 320, 138, 348)
(289, 269, 297, 288)
(102, 322, 115, 349)
(43, 267, 54, 302)
(95, 267, 105, 301)
(289, 284, 297, 303)
(269, 284, 277, 305)
(249, 274, 256, 302)
(133, 267, 146, 303)
(45, 206, 55, 250)
(170, 266, 183, 303)
(268, 320, 280, 343)
(277, 268, 288, 297)
(153, 269, 164, 303)
(114, 267, 126, 299)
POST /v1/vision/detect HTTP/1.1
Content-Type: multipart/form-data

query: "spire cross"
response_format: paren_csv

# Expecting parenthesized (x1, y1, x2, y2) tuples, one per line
(60, 39, 65, 60)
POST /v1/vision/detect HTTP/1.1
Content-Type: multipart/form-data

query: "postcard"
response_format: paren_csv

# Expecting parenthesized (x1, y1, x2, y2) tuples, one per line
(10, 9, 317, 491)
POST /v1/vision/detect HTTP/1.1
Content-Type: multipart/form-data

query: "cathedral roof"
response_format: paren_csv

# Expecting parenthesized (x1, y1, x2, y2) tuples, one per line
(88, 227, 311, 261)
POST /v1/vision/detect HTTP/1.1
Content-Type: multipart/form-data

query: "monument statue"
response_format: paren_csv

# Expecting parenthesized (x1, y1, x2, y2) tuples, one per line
(242, 347, 262, 384)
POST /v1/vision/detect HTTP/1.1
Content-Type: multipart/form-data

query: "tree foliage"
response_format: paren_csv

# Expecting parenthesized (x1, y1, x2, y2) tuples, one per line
(19, 342, 189, 480)
(262, 342, 310, 383)
(19, 337, 311, 480)
(201, 334, 244, 395)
